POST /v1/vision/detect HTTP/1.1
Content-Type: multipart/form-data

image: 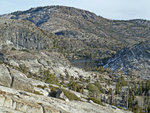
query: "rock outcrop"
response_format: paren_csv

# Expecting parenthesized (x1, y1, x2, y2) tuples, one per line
(105, 40, 150, 79)
(0, 86, 132, 113)
(0, 18, 53, 50)
(0, 60, 132, 113)
(0, 64, 11, 87)
(1, 49, 94, 80)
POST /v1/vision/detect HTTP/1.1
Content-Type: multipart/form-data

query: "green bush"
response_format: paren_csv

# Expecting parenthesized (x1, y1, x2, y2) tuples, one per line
(34, 90, 43, 95)
(95, 66, 112, 73)
(86, 83, 100, 97)
(21, 49, 30, 53)
(49, 85, 58, 91)
(62, 89, 80, 101)
(44, 69, 60, 86)
(37, 85, 48, 89)
(19, 64, 28, 74)
(11, 47, 16, 50)
(48, 85, 80, 101)
(68, 80, 84, 93)
(27, 72, 33, 78)
(88, 97, 104, 106)
(94, 81, 105, 93)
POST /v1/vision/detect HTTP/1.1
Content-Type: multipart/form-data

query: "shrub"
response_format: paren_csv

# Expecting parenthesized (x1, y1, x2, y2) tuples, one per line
(34, 90, 43, 95)
(88, 97, 104, 106)
(49, 85, 58, 91)
(19, 64, 28, 74)
(37, 85, 48, 89)
(62, 89, 80, 101)
(94, 81, 105, 93)
(95, 66, 112, 73)
(48, 85, 80, 101)
(27, 72, 33, 78)
(11, 47, 16, 50)
(86, 83, 100, 97)
(44, 69, 60, 85)
(21, 49, 30, 53)
(68, 80, 84, 93)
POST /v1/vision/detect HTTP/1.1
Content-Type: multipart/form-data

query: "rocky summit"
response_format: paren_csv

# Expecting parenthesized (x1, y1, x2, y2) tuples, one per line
(0, 5, 150, 113)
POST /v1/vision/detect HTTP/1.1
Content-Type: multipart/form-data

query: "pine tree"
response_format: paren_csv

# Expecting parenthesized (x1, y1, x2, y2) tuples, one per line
(115, 83, 120, 95)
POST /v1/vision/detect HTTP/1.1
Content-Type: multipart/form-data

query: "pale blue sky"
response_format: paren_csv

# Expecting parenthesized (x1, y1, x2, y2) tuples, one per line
(0, 0, 149, 20)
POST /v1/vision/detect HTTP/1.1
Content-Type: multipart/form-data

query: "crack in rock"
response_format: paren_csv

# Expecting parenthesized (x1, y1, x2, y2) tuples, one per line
(6, 67, 14, 88)
(39, 104, 45, 113)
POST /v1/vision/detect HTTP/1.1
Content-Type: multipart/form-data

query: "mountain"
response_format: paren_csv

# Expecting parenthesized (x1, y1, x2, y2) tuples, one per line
(0, 18, 132, 113)
(2, 6, 150, 61)
(0, 5, 150, 113)
(105, 40, 150, 79)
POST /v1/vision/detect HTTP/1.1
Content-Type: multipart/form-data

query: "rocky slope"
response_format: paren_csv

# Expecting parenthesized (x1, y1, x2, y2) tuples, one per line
(0, 49, 132, 113)
(104, 40, 150, 79)
(2, 6, 150, 60)
(0, 85, 131, 113)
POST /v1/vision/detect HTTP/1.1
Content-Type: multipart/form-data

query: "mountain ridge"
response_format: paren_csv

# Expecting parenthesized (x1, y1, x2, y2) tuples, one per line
(1, 5, 150, 75)
(2, 5, 150, 61)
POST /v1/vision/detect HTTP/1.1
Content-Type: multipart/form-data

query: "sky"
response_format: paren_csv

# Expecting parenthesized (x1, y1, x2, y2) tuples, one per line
(0, 0, 150, 20)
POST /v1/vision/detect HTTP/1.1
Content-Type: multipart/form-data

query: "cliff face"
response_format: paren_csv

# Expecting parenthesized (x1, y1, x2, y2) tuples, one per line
(0, 18, 53, 50)
(105, 40, 150, 79)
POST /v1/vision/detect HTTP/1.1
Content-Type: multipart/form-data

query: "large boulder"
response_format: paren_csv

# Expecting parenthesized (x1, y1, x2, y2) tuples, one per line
(10, 68, 34, 93)
(0, 64, 11, 87)
(56, 89, 69, 102)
